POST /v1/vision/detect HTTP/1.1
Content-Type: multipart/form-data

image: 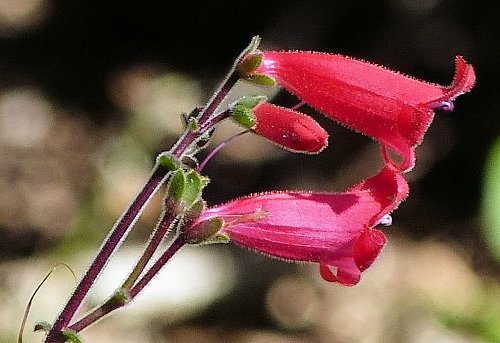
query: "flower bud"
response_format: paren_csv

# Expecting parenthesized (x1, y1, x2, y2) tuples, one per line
(252, 103, 328, 154)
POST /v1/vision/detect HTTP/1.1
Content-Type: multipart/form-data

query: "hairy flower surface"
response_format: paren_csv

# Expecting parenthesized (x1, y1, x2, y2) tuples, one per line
(253, 102, 328, 153)
(197, 167, 409, 285)
(255, 52, 476, 171)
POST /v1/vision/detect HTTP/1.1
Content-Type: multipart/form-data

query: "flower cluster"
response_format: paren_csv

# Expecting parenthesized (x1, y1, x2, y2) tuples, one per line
(186, 49, 475, 285)
(42, 39, 476, 341)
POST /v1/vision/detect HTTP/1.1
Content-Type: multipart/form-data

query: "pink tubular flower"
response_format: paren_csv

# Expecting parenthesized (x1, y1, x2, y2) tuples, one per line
(254, 51, 476, 171)
(196, 167, 409, 286)
(253, 102, 328, 154)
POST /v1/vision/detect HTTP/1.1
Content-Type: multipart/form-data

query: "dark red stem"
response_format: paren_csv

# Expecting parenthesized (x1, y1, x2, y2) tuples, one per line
(45, 165, 168, 342)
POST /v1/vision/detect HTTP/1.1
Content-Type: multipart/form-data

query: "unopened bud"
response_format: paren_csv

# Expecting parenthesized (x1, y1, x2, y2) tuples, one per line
(252, 103, 329, 154)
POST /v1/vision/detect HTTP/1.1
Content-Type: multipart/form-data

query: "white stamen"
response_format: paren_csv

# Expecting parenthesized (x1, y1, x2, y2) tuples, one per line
(378, 214, 393, 227)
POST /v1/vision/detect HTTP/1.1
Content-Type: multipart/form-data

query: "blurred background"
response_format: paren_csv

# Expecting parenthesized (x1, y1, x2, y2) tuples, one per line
(1, 0, 499, 342)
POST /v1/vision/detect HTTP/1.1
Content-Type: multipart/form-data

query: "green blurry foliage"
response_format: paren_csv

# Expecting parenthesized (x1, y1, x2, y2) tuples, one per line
(481, 137, 500, 261)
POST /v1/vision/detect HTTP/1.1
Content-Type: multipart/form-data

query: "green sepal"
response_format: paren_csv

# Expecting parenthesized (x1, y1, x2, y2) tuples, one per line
(182, 170, 207, 211)
(167, 169, 186, 206)
(244, 74, 276, 86)
(201, 232, 231, 245)
(184, 217, 225, 244)
(34, 321, 52, 332)
(183, 199, 206, 229)
(157, 153, 180, 171)
(231, 95, 267, 129)
(232, 105, 256, 129)
(62, 329, 83, 343)
(237, 95, 267, 109)
(238, 52, 263, 77)
(167, 170, 207, 215)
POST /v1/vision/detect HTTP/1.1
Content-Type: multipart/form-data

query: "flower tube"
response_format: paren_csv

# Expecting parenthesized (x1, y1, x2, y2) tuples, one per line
(253, 52, 476, 171)
(193, 167, 409, 286)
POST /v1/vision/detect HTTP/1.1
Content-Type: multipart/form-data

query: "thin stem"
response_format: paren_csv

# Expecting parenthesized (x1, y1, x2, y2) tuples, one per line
(129, 235, 186, 298)
(197, 108, 231, 134)
(45, 164, 169, 343)
(45, 36, 260, 342)
(169, 71, 238, 157)
(67, 299, 121, 334)
(121, 211, 177, 291)
(198, 130, 250, 172)
(170, 36, 261, 157)
(68, 236, 186, 333)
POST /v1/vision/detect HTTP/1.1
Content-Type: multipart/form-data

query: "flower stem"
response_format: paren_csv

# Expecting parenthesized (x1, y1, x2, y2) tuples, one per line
(121, 211, 178, 291)
(68, 235, 186, 333)
(45, 164, 169, 343)
(129, 235, 186, 298)
(198, 130, 250, 172)
(44, 36, 260, 342)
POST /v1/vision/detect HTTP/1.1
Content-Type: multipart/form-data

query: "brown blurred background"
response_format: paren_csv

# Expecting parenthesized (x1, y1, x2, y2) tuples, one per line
(1, 0, 499, 342)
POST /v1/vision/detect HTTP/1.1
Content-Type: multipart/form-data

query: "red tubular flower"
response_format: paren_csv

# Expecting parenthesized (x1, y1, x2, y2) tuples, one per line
(196, 167, 409, 286)
(254, 52, 476, 171)
(253, 102, 328, 154)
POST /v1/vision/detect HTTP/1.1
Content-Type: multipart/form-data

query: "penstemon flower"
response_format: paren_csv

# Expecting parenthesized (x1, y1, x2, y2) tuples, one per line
(191, 167, 409, 286)
(35, 37, 475, 342)
(251, 51, 476, 172)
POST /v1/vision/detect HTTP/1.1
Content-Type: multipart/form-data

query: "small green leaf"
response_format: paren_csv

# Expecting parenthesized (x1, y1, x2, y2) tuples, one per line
(244, 74, 276, 86)
(34, 321, 52, 332)
(157, 153, 180, 171)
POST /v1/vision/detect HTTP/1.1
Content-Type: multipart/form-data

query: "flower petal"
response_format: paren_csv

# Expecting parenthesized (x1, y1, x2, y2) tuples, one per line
(256, 51, 475, 172)
(199, 167, 408, 285)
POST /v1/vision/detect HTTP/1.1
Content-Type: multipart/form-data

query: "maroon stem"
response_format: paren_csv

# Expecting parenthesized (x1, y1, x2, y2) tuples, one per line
(170, 74, 238, 157)
(68, 236, 186, 333)
(129, 235, 186, 298)
(45, 37, 259, 342)
(45, 165, 168, 343)
(121, 210, 177, 290)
